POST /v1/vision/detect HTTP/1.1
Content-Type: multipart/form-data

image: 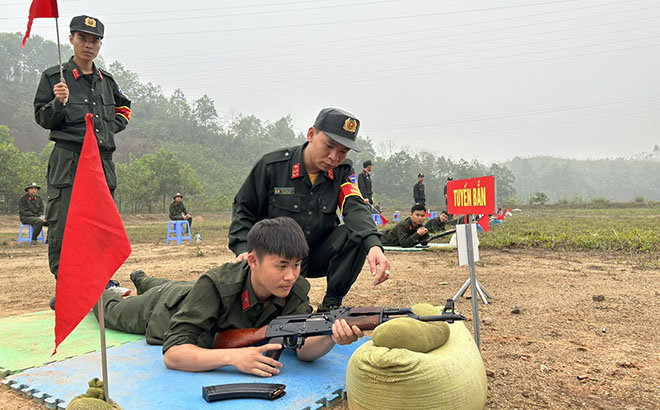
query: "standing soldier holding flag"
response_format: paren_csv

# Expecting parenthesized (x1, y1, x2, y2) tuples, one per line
(33, 15, 132, 309)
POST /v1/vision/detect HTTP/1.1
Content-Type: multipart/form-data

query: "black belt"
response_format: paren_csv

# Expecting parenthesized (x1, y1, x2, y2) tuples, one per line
(55, 140, 113, 160)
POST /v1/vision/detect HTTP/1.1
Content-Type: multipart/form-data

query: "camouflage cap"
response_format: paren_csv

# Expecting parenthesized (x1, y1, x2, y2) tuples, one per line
(70, 15, 104, 38)
(173, 193, 183, 199)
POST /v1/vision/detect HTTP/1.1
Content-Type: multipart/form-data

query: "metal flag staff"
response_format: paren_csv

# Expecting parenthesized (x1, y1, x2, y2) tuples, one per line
(446, 176, 497, 349)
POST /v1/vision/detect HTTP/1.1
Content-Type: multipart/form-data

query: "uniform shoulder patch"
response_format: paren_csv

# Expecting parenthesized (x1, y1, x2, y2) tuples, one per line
(263, 147, 294, 164)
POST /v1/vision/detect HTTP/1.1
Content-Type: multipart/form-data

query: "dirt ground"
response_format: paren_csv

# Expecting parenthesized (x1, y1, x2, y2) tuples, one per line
(0, 216, 658, 409)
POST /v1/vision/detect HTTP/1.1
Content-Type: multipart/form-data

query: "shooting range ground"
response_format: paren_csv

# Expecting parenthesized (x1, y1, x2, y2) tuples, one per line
(0, 205, 658, 409)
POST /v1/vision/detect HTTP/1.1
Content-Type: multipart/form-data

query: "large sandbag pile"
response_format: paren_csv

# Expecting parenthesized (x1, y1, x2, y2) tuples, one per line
(346, 304, 487, 410)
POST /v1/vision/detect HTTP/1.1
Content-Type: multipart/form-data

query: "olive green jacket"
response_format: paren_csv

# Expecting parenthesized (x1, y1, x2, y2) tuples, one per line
(229, 143, 382, 255)
(158, 261, 312, 353)
(18, 193, 44, 223)
(424, 216, 458, 234)
(381, 217, 430, 247)
(169, 201, 188, 220)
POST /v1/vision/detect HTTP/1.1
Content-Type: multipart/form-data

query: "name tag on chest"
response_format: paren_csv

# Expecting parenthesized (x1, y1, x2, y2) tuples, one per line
(274, 187, 295, 195)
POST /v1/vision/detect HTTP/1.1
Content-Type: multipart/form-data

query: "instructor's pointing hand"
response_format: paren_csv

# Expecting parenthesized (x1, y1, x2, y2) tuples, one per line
(367, 246, 390, 286)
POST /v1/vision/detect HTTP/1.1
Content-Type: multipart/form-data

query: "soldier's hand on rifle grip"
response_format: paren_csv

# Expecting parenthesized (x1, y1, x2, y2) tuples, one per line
(331, 319, 364, 345)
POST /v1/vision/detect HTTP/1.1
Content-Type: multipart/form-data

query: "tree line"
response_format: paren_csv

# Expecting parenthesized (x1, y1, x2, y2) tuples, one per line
(5, 32, 657, 215)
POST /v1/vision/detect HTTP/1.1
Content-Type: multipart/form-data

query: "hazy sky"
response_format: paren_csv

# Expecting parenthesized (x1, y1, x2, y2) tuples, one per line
(2, 0, 659, 163)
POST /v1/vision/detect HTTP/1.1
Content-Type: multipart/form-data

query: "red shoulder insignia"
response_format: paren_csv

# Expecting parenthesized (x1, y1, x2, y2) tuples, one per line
(72, 68, 80, 79)
(291, 163, 300, 179)
(241, 290, 250, 311)
(328, 169, 334, 180)
(97, 69, 103, 80)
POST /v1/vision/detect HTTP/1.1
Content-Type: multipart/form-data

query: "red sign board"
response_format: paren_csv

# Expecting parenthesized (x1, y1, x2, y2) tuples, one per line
(447, 175, 496, 215)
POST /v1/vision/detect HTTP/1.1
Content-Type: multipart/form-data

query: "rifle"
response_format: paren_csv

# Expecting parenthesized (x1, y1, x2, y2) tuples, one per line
(213, 299, 465, 359)
(425, 229, 456, 243)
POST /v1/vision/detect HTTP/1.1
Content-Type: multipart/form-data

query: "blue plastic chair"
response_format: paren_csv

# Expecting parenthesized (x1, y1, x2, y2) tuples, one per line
(166, 220, 192, 245)
(392, 211, 401, 222)
(18, 224, 45, 245)
(371, 214, 382, 226)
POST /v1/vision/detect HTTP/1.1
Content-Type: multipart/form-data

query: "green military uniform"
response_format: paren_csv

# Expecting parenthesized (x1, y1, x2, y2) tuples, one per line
(380, 217, 430, 247)
(18, 184, 47, 242)
(229, 143, 381, 308)
(93, 261, 313, 354)
(424, 214, 458, 234)
(169, 195, 192, 229)
(34, 54, 131, 277)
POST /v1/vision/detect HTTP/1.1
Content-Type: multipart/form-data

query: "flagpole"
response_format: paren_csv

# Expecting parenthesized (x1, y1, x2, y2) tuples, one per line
(54, 17, 63, 81)
(97, 295, 111, 403)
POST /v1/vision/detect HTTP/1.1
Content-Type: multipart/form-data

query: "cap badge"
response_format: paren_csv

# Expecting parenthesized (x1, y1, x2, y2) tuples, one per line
(343, 118, 357, 133)
(84, 17, 97, 27)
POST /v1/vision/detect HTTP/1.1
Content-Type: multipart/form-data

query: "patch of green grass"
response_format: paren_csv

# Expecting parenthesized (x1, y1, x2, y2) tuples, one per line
(480, 205, 660, 254)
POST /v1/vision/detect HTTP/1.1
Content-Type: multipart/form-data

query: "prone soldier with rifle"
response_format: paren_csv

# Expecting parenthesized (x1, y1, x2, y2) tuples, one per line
(214, 299, 465, 358)
(93, 216, 463, 381)
(93, 217, 363, 377)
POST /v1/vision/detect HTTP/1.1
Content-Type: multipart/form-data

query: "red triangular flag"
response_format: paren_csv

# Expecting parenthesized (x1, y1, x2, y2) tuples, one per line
(380, 214, 389, 227)
(477, 214, 490, 232)
(22, 0, 59, 48)
(54, 114, 131, 354)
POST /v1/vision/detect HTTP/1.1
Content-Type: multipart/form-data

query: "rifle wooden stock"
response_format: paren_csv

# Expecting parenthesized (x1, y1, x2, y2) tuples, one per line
(344, 315, 381, 330)
(213, 326, 268, 349)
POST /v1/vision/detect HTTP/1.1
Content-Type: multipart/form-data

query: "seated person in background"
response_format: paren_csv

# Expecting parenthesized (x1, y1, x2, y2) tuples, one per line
(380, 204, 429, 247)
(424, 211, 457, 234)
(93, 217, 364, 376)
(169, 192, 192, 229)
(19, 182, 48, 244)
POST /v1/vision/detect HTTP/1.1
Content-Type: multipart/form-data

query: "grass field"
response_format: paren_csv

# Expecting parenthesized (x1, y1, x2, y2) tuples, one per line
(478, 205, 660, 268)
(3, 204, 659, 257)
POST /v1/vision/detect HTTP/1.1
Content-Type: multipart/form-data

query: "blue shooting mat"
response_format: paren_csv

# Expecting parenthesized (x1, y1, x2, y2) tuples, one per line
(4, 337, 369, 410)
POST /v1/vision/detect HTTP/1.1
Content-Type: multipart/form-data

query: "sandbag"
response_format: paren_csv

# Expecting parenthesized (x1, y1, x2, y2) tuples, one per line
(66, 378, 123, 410)
(372, 303, 450, 353)
(347, 308, 487, 410)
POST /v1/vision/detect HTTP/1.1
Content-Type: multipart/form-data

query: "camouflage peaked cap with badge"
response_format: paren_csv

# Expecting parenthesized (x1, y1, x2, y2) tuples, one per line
(314, 108, 362, 152)
(70, 15, 104, 38)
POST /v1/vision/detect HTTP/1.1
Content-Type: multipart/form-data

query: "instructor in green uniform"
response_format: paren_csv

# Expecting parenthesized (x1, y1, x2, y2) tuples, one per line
(94, 217, 364, 376)
(229, 108, 390, 311)
(381, 204, 430, 247)
(18, 182, 48, 244)
(33, 16, 131, 305)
